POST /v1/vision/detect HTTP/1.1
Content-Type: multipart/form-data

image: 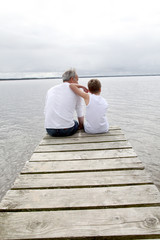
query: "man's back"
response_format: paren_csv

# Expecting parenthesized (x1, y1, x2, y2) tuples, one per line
(44, 82, 83, 129)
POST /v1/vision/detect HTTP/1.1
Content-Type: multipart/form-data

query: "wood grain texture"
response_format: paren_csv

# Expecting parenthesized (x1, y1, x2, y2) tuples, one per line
(30, 148, 137, 161)
(1, 207, 160, 239)
(22, 157, 144, 173)
(12, 170, 152, 189)
(40, 134, 126, 145)
(35, 141, 132, 152)
(0, 185, 160, 211)
(1, 126, 160, 240)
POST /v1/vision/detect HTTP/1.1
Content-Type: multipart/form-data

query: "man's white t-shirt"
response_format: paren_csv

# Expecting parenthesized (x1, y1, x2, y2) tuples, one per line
(84, 94, 109, 134)
(44, 82, 83, 129)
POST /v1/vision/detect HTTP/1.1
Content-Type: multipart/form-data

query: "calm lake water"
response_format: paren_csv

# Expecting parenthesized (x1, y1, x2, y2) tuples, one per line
(0, 76, 160, 200)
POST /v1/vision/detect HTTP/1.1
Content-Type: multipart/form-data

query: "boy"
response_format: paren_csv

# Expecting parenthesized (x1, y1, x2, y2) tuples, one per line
(70, 79, 109, 134)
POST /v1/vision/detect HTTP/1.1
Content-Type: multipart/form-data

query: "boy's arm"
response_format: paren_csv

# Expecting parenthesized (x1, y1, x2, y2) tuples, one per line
(78, 116, 84, 129)
(70, 84, 89, 105)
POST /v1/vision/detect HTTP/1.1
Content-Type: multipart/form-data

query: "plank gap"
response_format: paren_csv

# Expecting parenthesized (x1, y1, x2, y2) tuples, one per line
(29, 156, 138, 162)
(34, 146, 132, 153)
(11, 182, 154, 190)
(39, 138, 128, 146)
(39, 139, 127, 146)
(21, 167, 145, 174)
(1, 203, 160, 212)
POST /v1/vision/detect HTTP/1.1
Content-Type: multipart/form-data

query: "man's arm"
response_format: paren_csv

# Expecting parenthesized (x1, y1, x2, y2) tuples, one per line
(70, 84, 89, 105)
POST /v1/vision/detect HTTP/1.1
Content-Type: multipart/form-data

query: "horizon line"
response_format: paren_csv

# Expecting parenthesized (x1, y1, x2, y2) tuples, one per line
(0, 73, 160, 81)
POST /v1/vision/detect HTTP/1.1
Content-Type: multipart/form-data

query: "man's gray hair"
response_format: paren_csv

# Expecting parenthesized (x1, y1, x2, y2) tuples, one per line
(62, 69, 77, 82)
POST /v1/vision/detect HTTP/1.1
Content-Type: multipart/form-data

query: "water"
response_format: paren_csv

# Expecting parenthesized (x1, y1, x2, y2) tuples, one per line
(0, 76, 160, 200)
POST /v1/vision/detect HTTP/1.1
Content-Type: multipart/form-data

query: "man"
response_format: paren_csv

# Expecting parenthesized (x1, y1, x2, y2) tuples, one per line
(44, 69, 84, 137)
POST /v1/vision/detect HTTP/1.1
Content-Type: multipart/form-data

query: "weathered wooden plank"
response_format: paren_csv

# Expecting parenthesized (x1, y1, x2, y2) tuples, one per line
(22, 158, 144, 173)
(0, 185, 160, 211)
(35, 141, 132, 152)
(104, 126, 121, 130)
(1, 125, 160, 240)
(43, 129, 124, 139)
(1, 207, 160, 239)
(40, 134, 126, 145)
(68, 129, 124, 137)
(30, 148, 137, 161)
(12, 170, 153, 189)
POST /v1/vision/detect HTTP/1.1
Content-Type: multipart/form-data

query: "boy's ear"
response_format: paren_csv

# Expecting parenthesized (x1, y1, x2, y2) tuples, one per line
(99, 88, 101, 92)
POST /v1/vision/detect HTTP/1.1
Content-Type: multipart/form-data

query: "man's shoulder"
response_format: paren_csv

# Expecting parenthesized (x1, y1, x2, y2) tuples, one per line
(48, 83, 63, 91)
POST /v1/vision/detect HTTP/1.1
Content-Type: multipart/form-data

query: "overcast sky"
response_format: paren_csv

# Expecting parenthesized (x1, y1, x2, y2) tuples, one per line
(0, 0, 160, 76)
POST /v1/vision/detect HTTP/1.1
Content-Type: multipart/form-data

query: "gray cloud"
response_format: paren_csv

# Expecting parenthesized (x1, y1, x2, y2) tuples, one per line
(0, 0, 160, 76)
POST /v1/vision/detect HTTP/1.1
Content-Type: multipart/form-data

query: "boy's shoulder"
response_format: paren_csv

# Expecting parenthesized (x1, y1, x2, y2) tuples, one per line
(98, 95, 108, 105)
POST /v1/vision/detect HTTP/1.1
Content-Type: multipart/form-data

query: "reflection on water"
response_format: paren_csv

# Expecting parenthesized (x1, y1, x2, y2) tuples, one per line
(0, 76, 160, 200)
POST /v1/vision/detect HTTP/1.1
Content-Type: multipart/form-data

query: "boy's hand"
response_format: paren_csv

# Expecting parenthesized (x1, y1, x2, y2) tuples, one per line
(82, 86, 89, 93)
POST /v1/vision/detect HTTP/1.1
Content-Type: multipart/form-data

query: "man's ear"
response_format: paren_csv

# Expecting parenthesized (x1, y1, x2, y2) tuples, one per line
(69, 77, 74, 83)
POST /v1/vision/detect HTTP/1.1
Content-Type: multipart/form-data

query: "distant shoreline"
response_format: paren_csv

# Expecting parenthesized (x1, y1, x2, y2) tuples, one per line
(0, 73, 160, 81)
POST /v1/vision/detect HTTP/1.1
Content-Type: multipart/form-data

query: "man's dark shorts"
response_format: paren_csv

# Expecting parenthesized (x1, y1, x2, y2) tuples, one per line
(46, 120, 79, 137)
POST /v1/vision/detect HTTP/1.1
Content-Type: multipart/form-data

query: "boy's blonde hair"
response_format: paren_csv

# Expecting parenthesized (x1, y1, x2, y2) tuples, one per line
(88, 79, 101, 94)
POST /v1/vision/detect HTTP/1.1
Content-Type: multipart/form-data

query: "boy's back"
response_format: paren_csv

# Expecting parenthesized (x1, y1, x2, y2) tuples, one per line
(84, 94, 109, 134)
(69, 78, 109, 134)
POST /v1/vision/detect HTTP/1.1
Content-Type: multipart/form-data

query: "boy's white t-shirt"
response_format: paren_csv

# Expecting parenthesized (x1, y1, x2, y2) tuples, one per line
(84, 93, 109, 134)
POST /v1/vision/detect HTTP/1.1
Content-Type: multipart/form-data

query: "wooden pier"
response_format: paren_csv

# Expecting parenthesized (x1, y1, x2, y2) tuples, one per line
(1, 126, 160, 239)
